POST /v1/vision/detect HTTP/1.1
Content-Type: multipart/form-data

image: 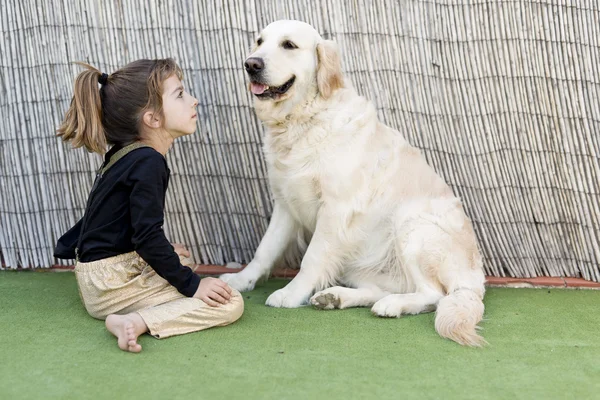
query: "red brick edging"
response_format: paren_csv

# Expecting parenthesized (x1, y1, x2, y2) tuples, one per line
(46, 264, 600, 288)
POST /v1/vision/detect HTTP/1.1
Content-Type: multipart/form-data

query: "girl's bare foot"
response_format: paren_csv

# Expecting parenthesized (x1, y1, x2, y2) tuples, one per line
(105, 313, 148, 353)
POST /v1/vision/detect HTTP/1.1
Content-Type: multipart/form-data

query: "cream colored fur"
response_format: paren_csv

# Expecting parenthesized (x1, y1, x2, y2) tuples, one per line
(220, 20, 487, 346)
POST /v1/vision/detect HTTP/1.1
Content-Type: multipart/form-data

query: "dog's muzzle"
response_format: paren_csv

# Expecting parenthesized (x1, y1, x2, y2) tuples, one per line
(244, 58, 296, 99)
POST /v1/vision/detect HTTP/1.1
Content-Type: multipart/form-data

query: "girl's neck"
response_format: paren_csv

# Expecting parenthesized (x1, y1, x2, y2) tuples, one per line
(139, 129, 174, 156)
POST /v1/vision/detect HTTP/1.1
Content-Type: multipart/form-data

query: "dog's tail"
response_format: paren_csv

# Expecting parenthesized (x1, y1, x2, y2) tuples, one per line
(434, 287, 486, 347)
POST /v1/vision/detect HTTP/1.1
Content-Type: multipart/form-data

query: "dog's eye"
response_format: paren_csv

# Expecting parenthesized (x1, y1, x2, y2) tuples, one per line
(282, 40, 298, 50)
(257, 38, 263, 46)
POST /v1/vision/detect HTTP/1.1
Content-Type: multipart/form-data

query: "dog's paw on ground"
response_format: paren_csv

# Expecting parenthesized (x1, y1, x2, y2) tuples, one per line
(219, 272, 257, 292)
(310, 291, 341, 310)
(265, 288, 307, 308)
(371, 296, 403, 317)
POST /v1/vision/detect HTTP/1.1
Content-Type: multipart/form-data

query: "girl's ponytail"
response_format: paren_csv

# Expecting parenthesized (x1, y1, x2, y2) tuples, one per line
(57, 62, 107, 155)
(57, 58, 183, 153)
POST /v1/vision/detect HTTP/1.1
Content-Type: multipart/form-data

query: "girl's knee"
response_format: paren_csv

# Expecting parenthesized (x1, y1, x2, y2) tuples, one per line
(81, 298, 112, 320)
(86, 307, 109, 320)
(225, 289, 244, 324)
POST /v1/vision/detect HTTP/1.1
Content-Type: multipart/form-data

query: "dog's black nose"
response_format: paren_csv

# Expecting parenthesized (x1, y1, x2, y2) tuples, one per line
(244, 57, 264, 75)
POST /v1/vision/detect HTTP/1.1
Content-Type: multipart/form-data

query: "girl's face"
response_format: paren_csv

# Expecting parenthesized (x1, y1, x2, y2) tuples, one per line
(161, 75, 199, 139)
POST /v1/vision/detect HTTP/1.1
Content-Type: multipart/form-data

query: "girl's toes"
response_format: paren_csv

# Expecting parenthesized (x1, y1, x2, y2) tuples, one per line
(128, 343, 142, 352)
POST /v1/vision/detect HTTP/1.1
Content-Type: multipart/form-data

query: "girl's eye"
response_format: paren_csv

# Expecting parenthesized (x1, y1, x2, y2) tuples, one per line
(282, 40, 297, 50)
(178, 91, 184, 98)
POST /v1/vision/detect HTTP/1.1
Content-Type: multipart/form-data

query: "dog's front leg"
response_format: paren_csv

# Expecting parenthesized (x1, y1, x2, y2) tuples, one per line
(220, 202, 297, 292)
(265, 216, 343, 308)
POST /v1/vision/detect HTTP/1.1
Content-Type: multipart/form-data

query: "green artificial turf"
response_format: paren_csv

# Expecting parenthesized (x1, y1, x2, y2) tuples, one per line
(1, 271, 598, 400)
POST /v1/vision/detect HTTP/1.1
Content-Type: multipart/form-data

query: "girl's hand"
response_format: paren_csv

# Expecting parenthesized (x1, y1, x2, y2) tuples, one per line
(193, 277, 233, 307)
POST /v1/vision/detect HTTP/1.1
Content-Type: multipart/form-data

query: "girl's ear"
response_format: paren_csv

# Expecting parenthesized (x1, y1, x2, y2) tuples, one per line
(142, 110, 161, 129)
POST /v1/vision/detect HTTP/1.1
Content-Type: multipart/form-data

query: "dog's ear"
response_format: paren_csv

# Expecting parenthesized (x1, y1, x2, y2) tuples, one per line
(317, 40, 344, 99)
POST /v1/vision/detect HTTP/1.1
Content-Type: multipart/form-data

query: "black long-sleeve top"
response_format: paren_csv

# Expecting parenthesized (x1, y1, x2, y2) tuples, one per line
(54, 145, 200, 297)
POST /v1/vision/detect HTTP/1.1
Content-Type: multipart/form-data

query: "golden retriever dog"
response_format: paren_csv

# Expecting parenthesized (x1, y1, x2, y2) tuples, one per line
(220, 20, 487, 346)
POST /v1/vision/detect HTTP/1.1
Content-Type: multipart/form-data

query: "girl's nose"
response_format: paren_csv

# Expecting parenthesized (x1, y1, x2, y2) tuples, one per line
(192, 97, 198, 107)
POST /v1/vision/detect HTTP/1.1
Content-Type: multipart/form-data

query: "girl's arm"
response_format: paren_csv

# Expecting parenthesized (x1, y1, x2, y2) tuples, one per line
(129, 154, 200, 297)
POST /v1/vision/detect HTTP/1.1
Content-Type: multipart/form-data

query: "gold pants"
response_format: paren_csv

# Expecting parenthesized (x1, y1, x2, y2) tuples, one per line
(74, 252, 244, 338)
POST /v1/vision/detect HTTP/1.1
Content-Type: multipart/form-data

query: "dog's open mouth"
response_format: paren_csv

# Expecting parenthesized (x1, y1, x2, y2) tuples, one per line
(250, 76, 296, 99)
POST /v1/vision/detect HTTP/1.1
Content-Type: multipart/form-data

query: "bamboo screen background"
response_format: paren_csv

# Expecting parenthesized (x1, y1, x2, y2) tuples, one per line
(1, 0, 598, 281)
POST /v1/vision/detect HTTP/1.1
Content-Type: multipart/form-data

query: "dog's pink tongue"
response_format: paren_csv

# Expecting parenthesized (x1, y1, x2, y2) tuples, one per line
(250, 82, 267, 95)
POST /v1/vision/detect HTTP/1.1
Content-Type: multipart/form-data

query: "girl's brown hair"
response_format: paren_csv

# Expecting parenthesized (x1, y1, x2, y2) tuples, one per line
(57, 59, 183, 154)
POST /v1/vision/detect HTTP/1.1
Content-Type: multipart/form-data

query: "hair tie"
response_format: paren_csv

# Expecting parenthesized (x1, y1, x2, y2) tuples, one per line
(98, 73, 109, 85)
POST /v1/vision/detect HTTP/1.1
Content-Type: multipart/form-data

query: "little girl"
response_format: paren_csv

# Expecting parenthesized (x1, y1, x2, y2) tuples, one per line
(54, 59, 244, 353)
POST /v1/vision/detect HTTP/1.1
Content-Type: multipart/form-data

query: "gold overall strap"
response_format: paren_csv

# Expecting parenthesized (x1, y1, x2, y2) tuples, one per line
(99, 142, 152, 176)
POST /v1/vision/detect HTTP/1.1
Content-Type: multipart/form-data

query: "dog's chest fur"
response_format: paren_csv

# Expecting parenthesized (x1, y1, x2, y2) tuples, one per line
(260, 95, 379, 231)
(263, 122, 335, 230)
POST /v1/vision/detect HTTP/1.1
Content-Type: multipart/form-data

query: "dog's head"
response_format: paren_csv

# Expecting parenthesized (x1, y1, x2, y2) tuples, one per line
(244, 20, 344, 110)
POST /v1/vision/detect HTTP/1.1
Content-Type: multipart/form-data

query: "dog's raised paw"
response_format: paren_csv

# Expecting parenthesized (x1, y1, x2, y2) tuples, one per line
(310, 292, 341, 310)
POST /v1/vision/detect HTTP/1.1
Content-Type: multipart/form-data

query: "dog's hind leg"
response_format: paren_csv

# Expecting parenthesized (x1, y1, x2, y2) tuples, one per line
(310, 286, 391, 310)
(369, 254, 444, 317)
(371, 288, 443, 317)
